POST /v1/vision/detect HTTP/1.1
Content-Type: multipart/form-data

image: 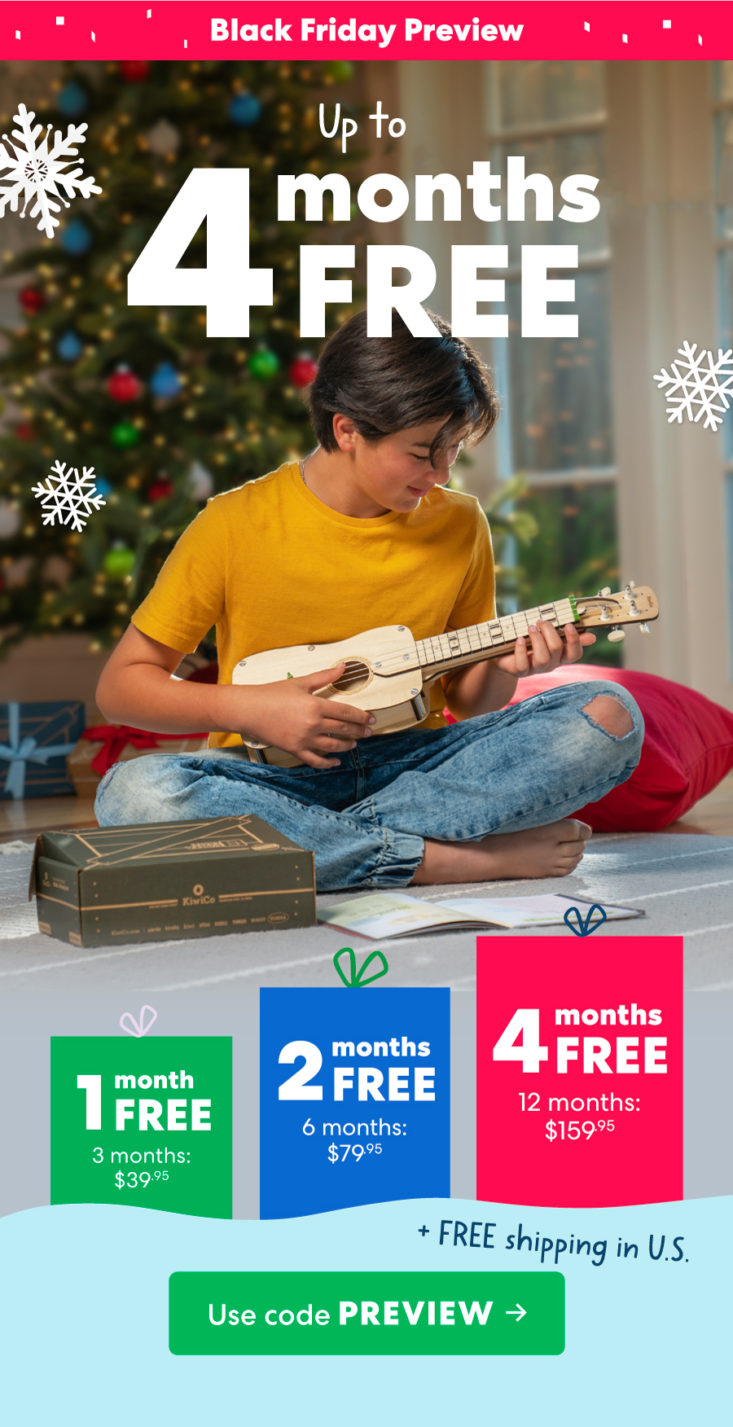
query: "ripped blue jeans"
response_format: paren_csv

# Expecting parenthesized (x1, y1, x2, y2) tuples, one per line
(95, 680, 643, 891)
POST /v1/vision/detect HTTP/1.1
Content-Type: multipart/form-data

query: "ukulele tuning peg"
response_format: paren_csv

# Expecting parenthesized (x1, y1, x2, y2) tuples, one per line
(600, 586, 612, 597)
(607, 627, 626, 643)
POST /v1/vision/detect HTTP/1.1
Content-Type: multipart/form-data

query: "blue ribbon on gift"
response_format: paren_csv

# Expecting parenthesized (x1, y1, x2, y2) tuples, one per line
(0, 702, 77, 799)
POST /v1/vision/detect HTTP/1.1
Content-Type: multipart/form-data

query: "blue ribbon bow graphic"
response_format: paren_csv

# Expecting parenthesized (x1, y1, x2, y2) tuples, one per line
(0, 703, 76, 799)
(563, 903, 608, 937)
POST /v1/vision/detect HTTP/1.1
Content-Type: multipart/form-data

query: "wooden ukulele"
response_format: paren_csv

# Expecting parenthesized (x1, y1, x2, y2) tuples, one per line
(232, 583, 659, 766)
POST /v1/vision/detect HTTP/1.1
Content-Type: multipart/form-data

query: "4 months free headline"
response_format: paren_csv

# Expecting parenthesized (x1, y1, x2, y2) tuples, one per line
(211, 17, 525, 48)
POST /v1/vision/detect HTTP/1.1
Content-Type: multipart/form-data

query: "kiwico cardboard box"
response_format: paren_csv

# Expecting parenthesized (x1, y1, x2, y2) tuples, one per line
(29, 815, 316, 947)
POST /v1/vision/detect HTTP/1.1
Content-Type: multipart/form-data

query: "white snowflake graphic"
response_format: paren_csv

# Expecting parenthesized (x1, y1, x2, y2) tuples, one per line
(0, 103, 101, 240)
(32, 461, 106, 532)
(653, 341, 733, 431)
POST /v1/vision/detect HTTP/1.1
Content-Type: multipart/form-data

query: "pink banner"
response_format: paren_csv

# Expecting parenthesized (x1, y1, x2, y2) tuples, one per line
(476, 936, 683, 1208)
(0, 2, 726, 62)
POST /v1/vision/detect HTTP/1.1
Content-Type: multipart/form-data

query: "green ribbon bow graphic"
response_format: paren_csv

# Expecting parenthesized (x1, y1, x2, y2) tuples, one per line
(333, 946, 390, 988)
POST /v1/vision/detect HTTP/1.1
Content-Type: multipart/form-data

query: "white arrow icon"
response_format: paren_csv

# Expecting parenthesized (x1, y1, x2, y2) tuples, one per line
(505, 1304, 527, 1322)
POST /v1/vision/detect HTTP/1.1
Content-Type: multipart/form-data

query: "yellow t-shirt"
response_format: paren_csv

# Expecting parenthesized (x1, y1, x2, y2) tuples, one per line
(132, 461, 496, 747)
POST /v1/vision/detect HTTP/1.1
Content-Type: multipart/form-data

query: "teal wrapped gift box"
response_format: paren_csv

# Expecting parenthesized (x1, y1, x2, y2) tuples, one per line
(0, 700, 85, 800)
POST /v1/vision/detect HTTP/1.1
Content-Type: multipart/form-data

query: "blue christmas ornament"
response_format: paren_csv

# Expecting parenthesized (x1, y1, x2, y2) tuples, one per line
(62, 218, 93, 255)
(229, 92, 262, 127)
(57, 330, 83, 362)
(150, 362, 183, 399)
(58, 81, 88, 118)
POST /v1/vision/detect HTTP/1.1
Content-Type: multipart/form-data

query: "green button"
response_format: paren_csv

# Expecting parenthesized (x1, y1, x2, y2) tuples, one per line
(169, 1271, 564, 1355)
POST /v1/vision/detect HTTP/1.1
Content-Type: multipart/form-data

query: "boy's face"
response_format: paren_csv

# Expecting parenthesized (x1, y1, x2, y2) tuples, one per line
(346, 418, 465, 517)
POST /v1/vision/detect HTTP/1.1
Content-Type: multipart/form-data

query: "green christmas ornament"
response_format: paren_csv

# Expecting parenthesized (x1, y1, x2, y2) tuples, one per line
(325, 61, 354, 82)
(103, 543, 136, 578)
(248, 348, 281, 380)
(110, 420, 141, 449)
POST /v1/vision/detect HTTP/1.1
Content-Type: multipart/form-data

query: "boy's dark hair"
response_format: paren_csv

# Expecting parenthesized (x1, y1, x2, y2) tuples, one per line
(308, 310, 498, 463)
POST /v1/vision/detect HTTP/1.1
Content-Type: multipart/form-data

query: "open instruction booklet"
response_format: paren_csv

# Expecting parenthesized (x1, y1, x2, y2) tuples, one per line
(319, 892, 645, 940)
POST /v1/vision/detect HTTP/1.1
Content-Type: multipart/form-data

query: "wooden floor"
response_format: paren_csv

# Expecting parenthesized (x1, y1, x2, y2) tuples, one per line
(2, 771, 733, 842)
(1, 792, 100, 841)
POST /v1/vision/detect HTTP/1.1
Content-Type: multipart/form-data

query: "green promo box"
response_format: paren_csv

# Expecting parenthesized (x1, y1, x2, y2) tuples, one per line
(51, 1036, 233, 1218)
(29, 815, 315, 947)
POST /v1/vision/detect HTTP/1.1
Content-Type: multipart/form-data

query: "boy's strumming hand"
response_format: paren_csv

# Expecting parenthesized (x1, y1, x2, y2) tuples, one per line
(496, 621, 596, 679)
(232, 663, 376, 769)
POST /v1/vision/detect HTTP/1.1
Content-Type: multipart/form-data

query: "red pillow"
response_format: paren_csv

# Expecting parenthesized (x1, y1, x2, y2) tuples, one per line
(502, 665, 733, 831)
(184, 662, 218, 684)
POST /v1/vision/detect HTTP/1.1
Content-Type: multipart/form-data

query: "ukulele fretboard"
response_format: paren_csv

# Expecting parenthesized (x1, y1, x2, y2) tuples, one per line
(415, 598, 577, 670)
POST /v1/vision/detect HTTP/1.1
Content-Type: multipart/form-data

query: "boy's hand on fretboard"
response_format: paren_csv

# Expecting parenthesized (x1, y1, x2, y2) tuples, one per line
(494, 621, 596, 679)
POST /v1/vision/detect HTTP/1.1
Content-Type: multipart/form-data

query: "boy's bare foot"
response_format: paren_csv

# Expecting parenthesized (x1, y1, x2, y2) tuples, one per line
(411, 819, 592, 885)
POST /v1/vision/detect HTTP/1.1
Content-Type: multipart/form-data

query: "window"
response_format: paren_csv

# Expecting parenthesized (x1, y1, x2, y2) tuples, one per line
(714, 62, 733, 675)
(485, 63, 620, 651)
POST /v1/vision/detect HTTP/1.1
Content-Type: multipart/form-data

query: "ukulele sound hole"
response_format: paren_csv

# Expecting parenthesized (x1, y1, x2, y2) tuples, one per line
(331, 659, 371, 693)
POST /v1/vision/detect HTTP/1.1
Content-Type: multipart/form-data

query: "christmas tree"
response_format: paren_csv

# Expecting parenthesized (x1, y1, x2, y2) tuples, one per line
(0, 58, 358, 654)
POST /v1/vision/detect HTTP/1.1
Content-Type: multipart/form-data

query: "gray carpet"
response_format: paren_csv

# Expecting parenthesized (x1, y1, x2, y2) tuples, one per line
(1, 832, 732, 991)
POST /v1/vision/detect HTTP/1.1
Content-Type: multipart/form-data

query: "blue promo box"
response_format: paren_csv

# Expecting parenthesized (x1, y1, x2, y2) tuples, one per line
(260, 987, 451, 1218)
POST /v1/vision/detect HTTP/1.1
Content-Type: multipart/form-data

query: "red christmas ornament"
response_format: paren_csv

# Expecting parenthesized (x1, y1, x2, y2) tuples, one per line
(14, 422, 35, 441)
(119, 61, 150, 83)
(107, 366, 143, 403)
(147, 477, 174, 503)
(19, 286, 46, 317)
(289, 355, 319, 388)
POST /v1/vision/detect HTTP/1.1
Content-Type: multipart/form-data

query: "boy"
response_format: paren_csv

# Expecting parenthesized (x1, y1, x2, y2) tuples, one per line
(95, 311, 643, 889)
